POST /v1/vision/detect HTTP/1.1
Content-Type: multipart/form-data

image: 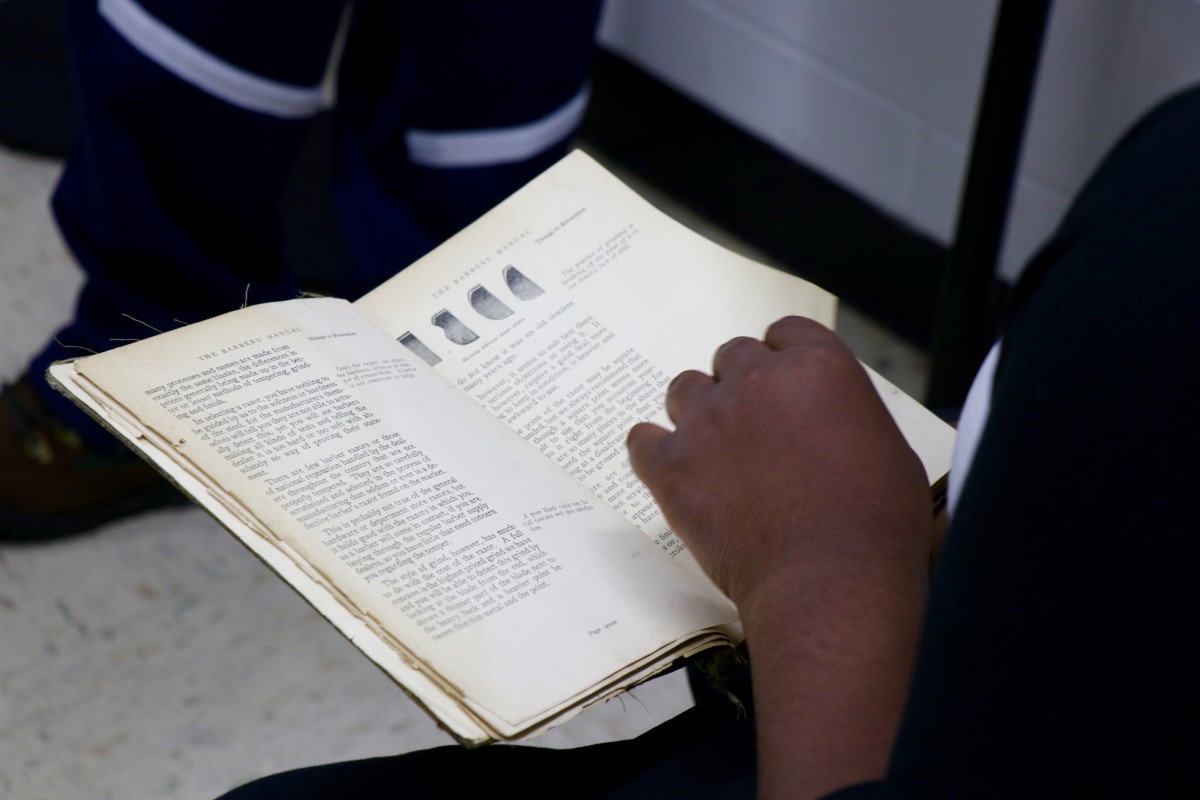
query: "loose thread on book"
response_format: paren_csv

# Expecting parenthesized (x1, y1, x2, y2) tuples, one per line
(615, 690, 649, 715)
(53, 337, 98, 355)
(695, 646, 750, 719)
(103, 310, 188, 344)
(120, 313, 165, 334)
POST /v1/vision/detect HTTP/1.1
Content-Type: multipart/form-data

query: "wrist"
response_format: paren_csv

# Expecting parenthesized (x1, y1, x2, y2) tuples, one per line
(736, 548, 928, 800)
(729, 518, 932, 623)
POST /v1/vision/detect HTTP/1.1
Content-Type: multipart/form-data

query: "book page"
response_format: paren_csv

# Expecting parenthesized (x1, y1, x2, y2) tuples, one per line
(68, 298, 736, 738)
(356, 151, 953, 575)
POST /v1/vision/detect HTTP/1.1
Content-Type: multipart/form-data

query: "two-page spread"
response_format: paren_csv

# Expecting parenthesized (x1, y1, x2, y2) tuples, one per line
(49, 150, 955, 745)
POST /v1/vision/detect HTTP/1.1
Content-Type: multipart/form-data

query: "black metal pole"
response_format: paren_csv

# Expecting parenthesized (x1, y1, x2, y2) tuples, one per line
(925, 0, 1052, 411)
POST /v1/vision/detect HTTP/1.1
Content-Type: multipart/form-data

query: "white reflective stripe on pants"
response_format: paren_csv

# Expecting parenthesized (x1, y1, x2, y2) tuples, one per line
(405, 86, 589, 168)
(98, 0, 330, 119)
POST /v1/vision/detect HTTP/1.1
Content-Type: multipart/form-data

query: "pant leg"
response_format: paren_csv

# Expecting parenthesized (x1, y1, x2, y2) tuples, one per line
(216, 676, 757, 800)
(30, 0, 345, 445)
(329, 0, 606, 299)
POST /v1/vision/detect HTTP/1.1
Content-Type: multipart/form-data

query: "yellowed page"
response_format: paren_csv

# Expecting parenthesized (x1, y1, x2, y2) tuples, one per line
(55, 353, 495, 742)
(355, 150, 953, 574)
(66, 298, 736, 740)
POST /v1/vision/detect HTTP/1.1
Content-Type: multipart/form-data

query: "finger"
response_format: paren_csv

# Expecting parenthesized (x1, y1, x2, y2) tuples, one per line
(763, 315, 836, 351)
(665, 369, 715, 424)
(712, 336, 769, 379)
(626, 421, 671, 483)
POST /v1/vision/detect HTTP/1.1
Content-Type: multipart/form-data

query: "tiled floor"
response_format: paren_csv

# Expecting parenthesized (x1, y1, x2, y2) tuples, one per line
(0, 142, 927, 800)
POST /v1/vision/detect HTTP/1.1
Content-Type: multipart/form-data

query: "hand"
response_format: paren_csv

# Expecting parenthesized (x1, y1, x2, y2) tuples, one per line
(627, 316, 932, 610)
(627, 316, 935, 798)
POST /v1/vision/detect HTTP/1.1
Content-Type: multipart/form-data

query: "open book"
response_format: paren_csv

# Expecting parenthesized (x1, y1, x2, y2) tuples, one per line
(49, 151, 955, 746)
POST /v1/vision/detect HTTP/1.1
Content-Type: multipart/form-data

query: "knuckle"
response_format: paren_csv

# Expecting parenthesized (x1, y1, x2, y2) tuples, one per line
(718, 336, 760, 359)
(769, 314, 824, 339)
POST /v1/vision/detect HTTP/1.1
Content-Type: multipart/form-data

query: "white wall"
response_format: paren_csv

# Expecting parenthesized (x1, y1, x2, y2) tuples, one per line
(599, 0, 1200, 280)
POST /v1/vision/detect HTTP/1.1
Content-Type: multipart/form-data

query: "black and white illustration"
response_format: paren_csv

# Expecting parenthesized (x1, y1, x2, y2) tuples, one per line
(468, 285, 514, 320)
(503, 266, 544, 301)
(397, 331, 442, 366)
(431, 310, 479, 345)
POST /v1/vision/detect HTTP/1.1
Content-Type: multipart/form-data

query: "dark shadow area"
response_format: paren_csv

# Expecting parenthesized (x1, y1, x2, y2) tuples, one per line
(0, 0, 78, 156)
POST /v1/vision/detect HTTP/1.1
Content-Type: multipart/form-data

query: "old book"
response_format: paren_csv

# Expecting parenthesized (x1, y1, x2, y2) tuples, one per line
(48, 150, 955, 746)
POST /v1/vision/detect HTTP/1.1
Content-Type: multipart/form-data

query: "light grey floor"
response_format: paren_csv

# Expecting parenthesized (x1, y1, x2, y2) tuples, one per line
(0, 143, 927, 800)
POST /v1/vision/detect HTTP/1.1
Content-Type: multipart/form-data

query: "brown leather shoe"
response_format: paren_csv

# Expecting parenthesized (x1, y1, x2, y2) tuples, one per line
(0, 375, 184, 542)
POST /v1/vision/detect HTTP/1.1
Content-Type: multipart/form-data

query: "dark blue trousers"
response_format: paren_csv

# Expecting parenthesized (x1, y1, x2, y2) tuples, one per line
(217, 666, 758, 800)
(32, 0, 603, 445)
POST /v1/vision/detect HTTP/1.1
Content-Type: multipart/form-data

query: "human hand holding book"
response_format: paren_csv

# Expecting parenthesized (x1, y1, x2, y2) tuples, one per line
(628, 315, 934, 798)
(48, 151, 954, 745)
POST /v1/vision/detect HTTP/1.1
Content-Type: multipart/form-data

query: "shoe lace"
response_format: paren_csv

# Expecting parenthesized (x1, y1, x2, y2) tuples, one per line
(1, 381, 83, 465)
